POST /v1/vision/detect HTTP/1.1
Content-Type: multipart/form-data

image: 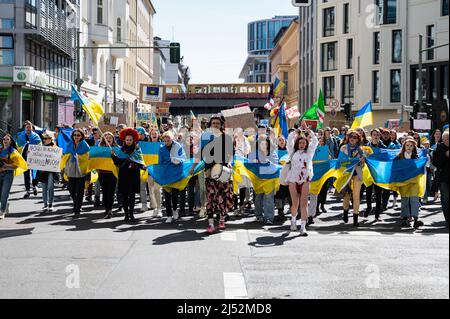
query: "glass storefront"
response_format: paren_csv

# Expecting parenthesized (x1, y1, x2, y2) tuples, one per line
(43, 93, 56, 129)
(0, 88, 12, 131)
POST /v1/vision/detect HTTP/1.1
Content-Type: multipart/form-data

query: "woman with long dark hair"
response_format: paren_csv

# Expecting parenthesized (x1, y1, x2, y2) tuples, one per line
(0, 134, 27, 219)
(111, 128, 146, 223)
(61, 129, 90, 216)
(98, 132, 118, 219)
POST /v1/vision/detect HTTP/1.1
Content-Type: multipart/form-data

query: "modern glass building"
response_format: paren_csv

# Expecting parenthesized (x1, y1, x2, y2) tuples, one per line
(240, 16, 296, 83)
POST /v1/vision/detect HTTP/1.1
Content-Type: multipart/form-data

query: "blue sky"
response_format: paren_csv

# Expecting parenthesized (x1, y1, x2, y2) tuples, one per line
(152, 0, 298, 84)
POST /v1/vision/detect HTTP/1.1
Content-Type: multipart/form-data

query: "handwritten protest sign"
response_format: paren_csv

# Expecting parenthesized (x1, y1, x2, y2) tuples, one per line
(27, 145, 63, 173)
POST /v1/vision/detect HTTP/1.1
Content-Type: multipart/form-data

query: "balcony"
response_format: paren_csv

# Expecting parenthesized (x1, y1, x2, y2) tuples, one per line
(111, 42, 129, 59)
(90, 24, 113, 45)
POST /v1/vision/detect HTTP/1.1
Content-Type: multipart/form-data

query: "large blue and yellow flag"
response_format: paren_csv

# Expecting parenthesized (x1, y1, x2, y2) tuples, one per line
(366, 157, 427, 197)
(333, 153, 362, 193)
(148, 159, 205, 191)
(89, 146, 120, 178)
(310, 160, 340, 195)
(60, 140, 91, 175)
(71, 85, 104, 126)
(232, 156, 281, 195)
(351, 101, 373, 129)
(56, 128, 73, 154)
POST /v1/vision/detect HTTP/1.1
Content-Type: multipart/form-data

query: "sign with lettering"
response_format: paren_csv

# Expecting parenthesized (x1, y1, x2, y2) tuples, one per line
(27, 145, 63, 173)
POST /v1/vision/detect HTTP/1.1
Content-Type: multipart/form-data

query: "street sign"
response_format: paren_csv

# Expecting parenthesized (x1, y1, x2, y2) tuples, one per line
(292, 0, 311, 7)
(140, 84, 165, 104)
(329, 99, 340, 110)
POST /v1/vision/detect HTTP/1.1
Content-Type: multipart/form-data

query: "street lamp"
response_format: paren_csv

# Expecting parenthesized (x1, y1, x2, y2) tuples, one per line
(110, 69, 119, 113)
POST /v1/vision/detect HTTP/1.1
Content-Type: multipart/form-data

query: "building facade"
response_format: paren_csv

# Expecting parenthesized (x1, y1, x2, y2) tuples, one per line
(79, 0, 155, 126)
(316, 0, 449, 129)
(240, 16, 296, 84)
(0, 0, 78, 133)
(270, 19, 299, 114)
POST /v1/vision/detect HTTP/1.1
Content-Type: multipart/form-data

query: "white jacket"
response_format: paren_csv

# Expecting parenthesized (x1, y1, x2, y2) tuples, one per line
(286, 130, 318, 184)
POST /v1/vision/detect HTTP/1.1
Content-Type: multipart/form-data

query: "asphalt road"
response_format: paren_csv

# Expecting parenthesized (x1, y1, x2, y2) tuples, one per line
(0, 179, 448, 299)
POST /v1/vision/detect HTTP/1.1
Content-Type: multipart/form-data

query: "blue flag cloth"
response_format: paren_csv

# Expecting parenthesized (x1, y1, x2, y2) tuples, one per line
(313, 146, 330, 162)
(57, 128, 74, 154)
(16, 131, 42, 148)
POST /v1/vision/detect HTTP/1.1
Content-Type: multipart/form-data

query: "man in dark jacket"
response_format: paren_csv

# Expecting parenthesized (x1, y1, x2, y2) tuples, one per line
(432, 131, 449, 227)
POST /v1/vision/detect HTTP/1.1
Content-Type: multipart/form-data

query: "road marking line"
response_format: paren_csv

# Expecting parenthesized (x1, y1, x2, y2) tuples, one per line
(221, 232, 237, 241)
(223, 272, 248, 299)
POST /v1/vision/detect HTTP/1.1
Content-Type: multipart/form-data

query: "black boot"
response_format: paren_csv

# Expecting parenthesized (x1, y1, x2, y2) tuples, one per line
(307, 216, 315, 225)
(129, 210, 136, 222)
(320, 204, 327, 214)
(343, 210, 349, 223)
(94, 196, 101, 208)
(353, 214, 359, 227)
(413, 217, 424, 229)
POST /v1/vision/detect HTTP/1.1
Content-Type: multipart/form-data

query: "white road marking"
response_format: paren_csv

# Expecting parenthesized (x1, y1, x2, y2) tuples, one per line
(221, 232, 237, 241)
(223, 272, 248, 299)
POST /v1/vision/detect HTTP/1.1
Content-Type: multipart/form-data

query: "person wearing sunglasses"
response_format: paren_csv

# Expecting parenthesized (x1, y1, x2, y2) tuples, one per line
(60, 129, 90, 216)
(338, 131, 365, 227)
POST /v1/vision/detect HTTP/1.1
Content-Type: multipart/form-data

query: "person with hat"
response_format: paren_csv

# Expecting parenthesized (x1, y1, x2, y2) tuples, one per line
(35, 133, 59, 213)
(111, 128, 147, 222)
(200, 114, 234, 234)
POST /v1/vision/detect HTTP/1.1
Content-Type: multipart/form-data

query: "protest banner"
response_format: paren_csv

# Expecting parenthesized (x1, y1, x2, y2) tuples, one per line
(26, 145, 63, 173)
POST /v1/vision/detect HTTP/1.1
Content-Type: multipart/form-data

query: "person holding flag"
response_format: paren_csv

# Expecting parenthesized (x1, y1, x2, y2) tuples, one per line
(299, 90, 326, 130)
(0, 134, 28, 219)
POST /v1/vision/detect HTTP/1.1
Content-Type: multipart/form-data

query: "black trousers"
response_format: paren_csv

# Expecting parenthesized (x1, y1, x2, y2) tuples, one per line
(318, 182, 328, 207)
(366, 184, 383, 218)
(121, 189, 136, 216)
(99, 173, 117, 211)
(164, 189, 179, 217)
(24, 169, 33, 192)
(179, 178, 196, 213)
(68, 177, 86, 213)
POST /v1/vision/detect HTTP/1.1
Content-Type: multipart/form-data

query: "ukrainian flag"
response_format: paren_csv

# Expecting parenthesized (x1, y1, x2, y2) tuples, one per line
(333, 153, 361, 193)
(139, 142, 162, 165)
(351, 101, 373, 130)
(89, 146, 120, 178)
(232, 156, 281, 195)
(310, 160, 340, 195)
(0, 147, 28, 177)
(148, 159, 205, 192)
(273, 103, 289, 139)
(71, 85, 105, 126)
(366, 158, 427, 197)
(273, 77, 285, 96)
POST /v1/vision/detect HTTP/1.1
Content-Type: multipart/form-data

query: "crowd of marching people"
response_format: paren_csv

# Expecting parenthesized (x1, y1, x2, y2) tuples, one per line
(0, 116, 448, 237)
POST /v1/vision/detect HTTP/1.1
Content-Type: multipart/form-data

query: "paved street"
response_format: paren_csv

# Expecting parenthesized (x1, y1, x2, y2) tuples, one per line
(0, 179, 448, 299)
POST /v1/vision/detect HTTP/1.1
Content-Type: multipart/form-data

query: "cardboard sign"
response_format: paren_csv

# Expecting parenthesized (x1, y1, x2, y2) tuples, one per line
(74, 122, 91, 129)
(27, 145, 63, 173)
(99, 125, 117, 134)
(102, 113, 127, 126)
(221, 106, 256, 130)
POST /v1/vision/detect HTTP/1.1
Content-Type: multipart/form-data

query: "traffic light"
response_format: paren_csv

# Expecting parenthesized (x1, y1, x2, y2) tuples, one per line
(170, 43, 181, 64)
(292, 0, 312, 7)
(342, 103, 352, 121)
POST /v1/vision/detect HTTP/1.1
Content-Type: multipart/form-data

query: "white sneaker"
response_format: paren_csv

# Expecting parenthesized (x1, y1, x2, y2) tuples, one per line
(48, 206, 54, 213)
(42, 206, 49, 212)
(173, 210, 179, 221)
(290, 221, 298, 231)
(151, 209, 159, 218)
(199, 208, 206, 218)
(165, 216, 173, 224)
(157, 210, 163, 218)
(0, 211, 5, 220)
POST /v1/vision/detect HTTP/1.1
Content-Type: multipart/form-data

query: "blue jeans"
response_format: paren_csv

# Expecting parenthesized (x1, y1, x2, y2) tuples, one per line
(0, 170, 14, 211)
(255, 192, 275, 222)
(401, 196, 420, 218)
(41, 173, 55, 207)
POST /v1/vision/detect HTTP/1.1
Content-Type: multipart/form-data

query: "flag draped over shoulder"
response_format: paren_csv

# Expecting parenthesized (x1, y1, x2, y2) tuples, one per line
(0, 147, 28, 177)
(60, 140, 90, 175)
(351, 101, 373, 129)
(299, 90, 326, 129)
(333, 153, 362, 193)
(89, 146, 120, 177)
(148, 160, 205, 191)
(71, 85, 104, 125)
(16, 131, 42, 154)
(366, 158, 427, 197)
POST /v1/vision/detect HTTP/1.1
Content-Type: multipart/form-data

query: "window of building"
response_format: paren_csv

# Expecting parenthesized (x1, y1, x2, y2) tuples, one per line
(323, 7, 335, 37)
(97, 0, 103, 24)
(373, 32, 380, 65)
(0, 35, 14, 65)
(25, 0, 37, 29)
(427, 25, 435, 60)
(443, 0, 449, 16)
(323, 76, 335, 105)
(392, 30, 402, 63)
(347, 39, 353, 69)
(117, 18, 122, 42)
(373, 71, 380, 103)
(343, 3, 350, 34)
(375, 0, 397, 25)
(430, 66, 438, 101)
(0, 19, 14, 29)
(442, 65, 449, 100)
(321, 42, 337, 71)
(390, 69, 401, 103)
(342, 75, 354, 104)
